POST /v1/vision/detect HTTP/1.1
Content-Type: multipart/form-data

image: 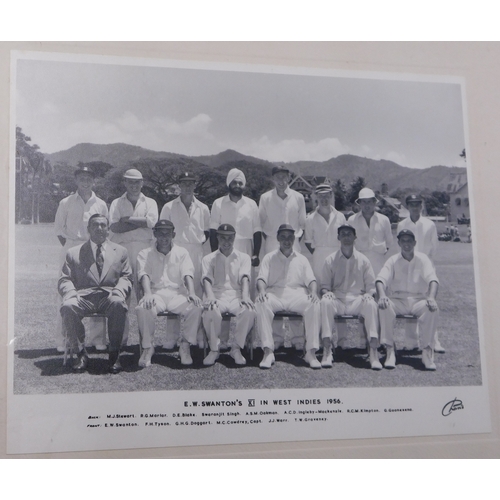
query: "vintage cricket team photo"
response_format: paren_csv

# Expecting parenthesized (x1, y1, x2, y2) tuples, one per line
(7, 51, 489, 452)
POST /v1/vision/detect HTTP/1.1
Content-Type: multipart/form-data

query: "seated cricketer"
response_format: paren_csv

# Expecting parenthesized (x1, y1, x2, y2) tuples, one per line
(135, 220, 203, 367)
(376, 229, 439, 370)
(201, 224, 256, 366)
(58, 214, 132, 374)
(255, 224, 321, 369)
(320, 224, 381, 369)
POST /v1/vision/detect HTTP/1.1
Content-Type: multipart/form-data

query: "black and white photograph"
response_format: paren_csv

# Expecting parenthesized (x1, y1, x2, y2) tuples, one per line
(7, 50, 490, 454)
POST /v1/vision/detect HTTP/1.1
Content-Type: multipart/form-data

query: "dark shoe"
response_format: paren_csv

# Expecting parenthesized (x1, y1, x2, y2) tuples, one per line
(109, 351, 122, 374)
(73, 351, 89, 372)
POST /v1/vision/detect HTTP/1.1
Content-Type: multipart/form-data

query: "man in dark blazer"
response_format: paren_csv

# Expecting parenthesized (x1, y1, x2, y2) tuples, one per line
(59, 214, 133, 374)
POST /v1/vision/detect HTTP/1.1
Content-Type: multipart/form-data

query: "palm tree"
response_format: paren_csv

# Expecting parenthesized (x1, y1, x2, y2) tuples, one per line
(16, 127, 52, 223)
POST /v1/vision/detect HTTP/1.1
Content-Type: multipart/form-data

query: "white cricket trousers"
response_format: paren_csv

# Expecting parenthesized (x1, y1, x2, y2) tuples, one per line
(255, 289, 320, 352)
(379, 296, 439, 349)
(320, 295, 379, 344)
(135, 288, 202, 348)
(202, 297, 256, 351)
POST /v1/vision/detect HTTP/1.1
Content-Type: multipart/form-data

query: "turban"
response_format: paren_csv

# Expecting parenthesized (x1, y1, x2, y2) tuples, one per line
(226, 168, 246, 187)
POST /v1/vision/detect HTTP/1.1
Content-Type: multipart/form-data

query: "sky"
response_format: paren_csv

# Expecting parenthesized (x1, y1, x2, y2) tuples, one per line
(15, 54, 467, 169)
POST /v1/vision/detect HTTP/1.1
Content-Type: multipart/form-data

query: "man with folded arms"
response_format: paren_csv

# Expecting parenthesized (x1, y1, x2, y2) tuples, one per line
(320, 224, 381, 369)
(255, 224, 321, 369)
(135, 220, 203, 367)
(58, 214, 132, 374)
(201, 224, 256, 366)
(109, 168, 158, 298)
(376, 229, 439, 370)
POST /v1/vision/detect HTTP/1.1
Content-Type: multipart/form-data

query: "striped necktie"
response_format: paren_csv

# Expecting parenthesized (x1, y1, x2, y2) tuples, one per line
(96, 244, 104, 276)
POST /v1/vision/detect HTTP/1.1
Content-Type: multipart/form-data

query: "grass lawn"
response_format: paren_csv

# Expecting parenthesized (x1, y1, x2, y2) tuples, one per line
(12, 223, 483, 394)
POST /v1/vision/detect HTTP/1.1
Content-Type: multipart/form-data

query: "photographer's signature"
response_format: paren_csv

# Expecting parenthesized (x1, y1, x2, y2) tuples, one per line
(442, 398, 464, 417)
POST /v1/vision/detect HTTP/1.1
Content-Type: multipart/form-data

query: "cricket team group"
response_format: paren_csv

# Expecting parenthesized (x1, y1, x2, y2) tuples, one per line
(55, 164, 442, 375)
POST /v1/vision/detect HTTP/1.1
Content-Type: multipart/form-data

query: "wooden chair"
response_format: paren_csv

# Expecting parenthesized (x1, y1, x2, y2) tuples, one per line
(271, 311, 305, 353)
(334, 314, 418, 349)
(63, 312, 107, 366)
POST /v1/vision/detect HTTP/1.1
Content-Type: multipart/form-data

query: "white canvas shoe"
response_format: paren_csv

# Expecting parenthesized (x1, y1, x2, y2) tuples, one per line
(422, 346, 436, 370)
(138, 346, 154, 368)
(434, 338, 445, 354)
(230, 348, 246, 365)
(179, 341, 193, 366)
(369, 346, 382, 370)
(304, 350, 321, 369)
(259, 350, 275, 369)
(321, 348, 333, 368)
(384, 345, 396, 369)
(203, 350, 219, 366)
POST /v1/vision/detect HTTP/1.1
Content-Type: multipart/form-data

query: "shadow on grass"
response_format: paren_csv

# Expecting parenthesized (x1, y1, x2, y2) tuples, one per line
(334, 347, 372, 370)
(273, 347, 311, 368)
(17, 345, 145, 376)
(149, 346, 266, 370)
(394, 350, 427, 371)
(16, 348, 63, 359)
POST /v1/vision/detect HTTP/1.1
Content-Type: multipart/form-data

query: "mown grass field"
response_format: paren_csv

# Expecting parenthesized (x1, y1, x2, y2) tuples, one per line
(12, 222, 482, 394)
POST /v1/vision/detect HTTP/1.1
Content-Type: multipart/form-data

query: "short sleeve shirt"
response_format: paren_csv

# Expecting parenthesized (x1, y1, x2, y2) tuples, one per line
(376, 251, 439, 299)
(137, 244, 194, 293)
(54, 191, 108, 240)
(109, 192, 158, 244)
(202, 249, 251, 297)
(258, 249, 315, 293)
(320, 248, 376, 298)
(210, 195, 261, 241)
(160, 196, 209, 246)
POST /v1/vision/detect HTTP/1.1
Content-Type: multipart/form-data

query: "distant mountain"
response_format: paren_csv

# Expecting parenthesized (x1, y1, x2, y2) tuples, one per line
(282, 155, 465, 192)
(45, 142, 466, 193)
(47, 143, 184, 169)
(191, 149, 275, 168)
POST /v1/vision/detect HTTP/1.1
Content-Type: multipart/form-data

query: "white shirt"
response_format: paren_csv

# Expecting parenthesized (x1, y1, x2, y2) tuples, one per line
(137, 244, 194, 293)
(202, 249, 251, 297)
(305, 206, 346, 248)
(160, 196, 209, 246)
(258, 249, 315, 293)
(348, 211, 393, 256)
(397, 216, 438, 261)
(210, 195, 261, 242)
(321, 248, 375, 298)
(54, 191, 108, 241)
(259, 187, 306, 239)
(109, 192, 158, 244)
(376, 252, 439, 299)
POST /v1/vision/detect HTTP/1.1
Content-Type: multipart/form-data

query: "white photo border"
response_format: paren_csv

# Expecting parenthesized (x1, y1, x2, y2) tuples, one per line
(7, 49, 490, 455)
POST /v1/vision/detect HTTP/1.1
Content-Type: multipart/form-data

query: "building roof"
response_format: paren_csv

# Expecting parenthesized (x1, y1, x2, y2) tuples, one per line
(439, 172, 468, 193)
(379, 195, 409, 218)
(289, 174, 333, 191)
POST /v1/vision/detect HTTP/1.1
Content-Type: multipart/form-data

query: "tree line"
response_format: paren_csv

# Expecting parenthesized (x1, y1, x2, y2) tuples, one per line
(15, 126, 450, 224)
